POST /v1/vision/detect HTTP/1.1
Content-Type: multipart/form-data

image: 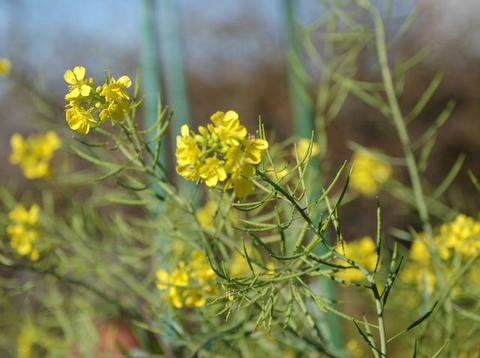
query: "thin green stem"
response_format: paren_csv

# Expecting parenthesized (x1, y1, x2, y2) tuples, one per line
(369, 4, 431, 237)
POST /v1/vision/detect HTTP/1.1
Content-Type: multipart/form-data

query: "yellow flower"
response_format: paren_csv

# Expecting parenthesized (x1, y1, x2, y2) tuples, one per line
(195, 200, 217, 229)
(243, 137, 268, 165)
(190, 250, 215, 284)
(63, 67, 133, 134)
(99, 75, 131, 103)
(170, 263, 189, 286)
(336, 236, 377, 282)
(184, 288, 207, 307)
(166, 287, 184, 308)
(401, 264, 437, 294)
(6, 204, 41, 261)
(436, 213, 480, 257)
(99, 101, 130, 122)
(293, 138, 320, 159)
(64, 66, 93, 101)
(209, 110, 247, 146)
(199, 157, 227, 187)
(346, 339, 364, 358)
(157, 251, 217, 309)
(350, 150, 392, 197)
(176, 111, 268, 197)
(9, 131, 61, 179)
(176, 128, 202, 166)
(156, 269, 169, 290)
(409, 235, 431, 262)
(0, 58, 11, 75)
(65, 104, 96, 134)
(225, 162, 256, 198)
(8, 204, 39, 225)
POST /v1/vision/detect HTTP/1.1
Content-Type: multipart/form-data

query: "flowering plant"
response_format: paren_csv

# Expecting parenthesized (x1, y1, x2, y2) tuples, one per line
(1, 1, 480, 357)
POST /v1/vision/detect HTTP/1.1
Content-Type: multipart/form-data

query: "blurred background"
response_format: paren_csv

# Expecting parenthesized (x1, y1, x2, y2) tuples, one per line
(1, 0, 479, 236)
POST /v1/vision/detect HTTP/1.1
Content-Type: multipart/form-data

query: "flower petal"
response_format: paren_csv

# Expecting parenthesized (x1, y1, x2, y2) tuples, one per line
(73, 66, 86, 81)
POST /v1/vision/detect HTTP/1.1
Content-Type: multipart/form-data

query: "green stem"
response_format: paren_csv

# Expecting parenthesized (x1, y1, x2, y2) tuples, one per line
(369, 5, 431, 237)
(366, 0, 446, 287)
(140, 0, 166, 180)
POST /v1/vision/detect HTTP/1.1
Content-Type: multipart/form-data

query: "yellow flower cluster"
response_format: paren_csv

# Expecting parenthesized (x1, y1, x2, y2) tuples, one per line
(9, 131, 60, 179)
(402, 214, 480, 293)
(335, 236, 377, 282)
(156, 250, 218, 308)
(176, 110, 268, 198)
(63, 66, 132, 134)
(350, 150, 392, 197)
(6, 204, 41, 261)
(0, 58, 11, 75)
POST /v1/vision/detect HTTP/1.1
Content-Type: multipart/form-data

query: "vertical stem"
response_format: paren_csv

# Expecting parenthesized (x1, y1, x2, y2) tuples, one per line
(369, 4, 432, 237)
(366, 2, 450, 286)
(140, 1, 172, 353)
(158, 0, 192, 139)
(282, 0, 344, 353)
(158, 0, 196, 197)
(141, 0, 166, 180)
(283, 0, 313, 138)
(372, 286, 387, 356)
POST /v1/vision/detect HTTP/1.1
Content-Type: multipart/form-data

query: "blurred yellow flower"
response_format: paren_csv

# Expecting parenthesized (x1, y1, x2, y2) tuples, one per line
(293, 138, 320, 159)
(156, 250, 217, 309)
(9, 131, 61, 179)
(336, 236, 377, 282)
(402, 214, 480, 294)
(346, 339, 364, 358)
(437, 213, 480, 257)
(6, 204, 41, 261)
(17, 323, 36, 358)
(0, 58, 11, 75)
(190, 250, 216, 283)
(195, 200, 217, 229)
(350, 150, 392, 197)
